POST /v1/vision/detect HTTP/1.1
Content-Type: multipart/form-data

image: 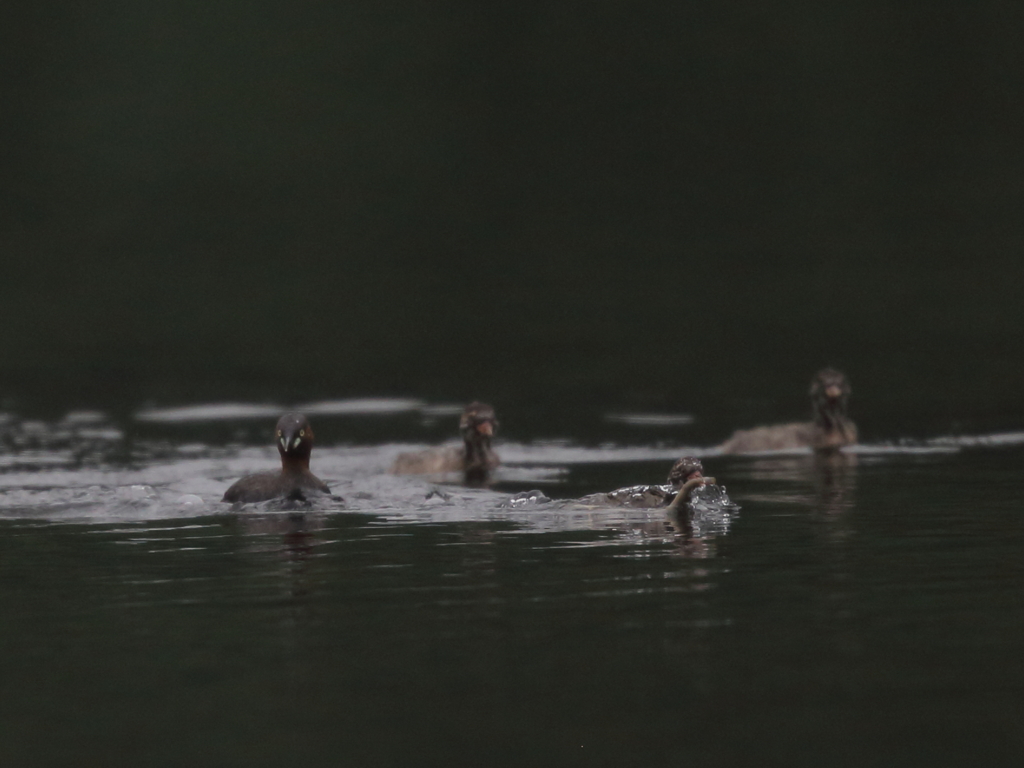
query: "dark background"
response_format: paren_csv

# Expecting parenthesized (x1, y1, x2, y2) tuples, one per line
(2, 2, 1022, 441)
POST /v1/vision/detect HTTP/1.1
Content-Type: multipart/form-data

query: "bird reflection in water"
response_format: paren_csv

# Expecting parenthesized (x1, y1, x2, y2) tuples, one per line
(651, 510, 714, 559)
(811, 451, 858, 519)
(233, 509, 330, 603)
(738, 452, 857, 518)
(228, 510, 339, 718)
(664, 501, 728, 559)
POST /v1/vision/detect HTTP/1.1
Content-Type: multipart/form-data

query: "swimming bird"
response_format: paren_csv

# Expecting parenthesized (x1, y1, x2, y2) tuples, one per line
(665, 456, 715, 509)
(582, 456, 715, 508)
(222, 413, 330, 503)
(391, 402, 499, 484)
(718, 368, 858, 454)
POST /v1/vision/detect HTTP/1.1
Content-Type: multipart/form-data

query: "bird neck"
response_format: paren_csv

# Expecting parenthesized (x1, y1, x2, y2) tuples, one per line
(280, 452, 311, 472)
(463, 435, 494, 475)
(667, 477, 707, 510)
(814, 400, 847, 432)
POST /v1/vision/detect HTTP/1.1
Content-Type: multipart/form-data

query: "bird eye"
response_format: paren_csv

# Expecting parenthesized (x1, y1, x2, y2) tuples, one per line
(277, 430, 282, 437)
(299, 429, 305, 437)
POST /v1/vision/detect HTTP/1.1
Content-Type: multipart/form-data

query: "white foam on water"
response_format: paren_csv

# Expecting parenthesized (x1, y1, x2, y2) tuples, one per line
(135, 398, 437, 423)
(497, 442, 713, 464)
(418, 404, 467, 417)
(926, 431, 1024, 448)
(62, 410, 109, 424)
(135, 403, 282, 423)
(604, 413, 695, 427)
(296, 398, 425, 415)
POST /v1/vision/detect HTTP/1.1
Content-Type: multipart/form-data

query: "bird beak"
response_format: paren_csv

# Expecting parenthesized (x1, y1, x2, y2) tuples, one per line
(825, 385, 843, 400)
(476, 422, 493, 437)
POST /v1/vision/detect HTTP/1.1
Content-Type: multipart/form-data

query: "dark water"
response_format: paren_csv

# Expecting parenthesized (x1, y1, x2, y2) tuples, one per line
(1, 403, 1023, 766)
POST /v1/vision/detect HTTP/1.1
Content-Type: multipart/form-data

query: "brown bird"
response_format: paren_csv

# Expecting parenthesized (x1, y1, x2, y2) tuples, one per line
(222, 413, 330, 503)
(391, 402, 500, 484)
(665, 456, 715, 510)
(583, 456, 714, 508)
(719, 368, 858, 454)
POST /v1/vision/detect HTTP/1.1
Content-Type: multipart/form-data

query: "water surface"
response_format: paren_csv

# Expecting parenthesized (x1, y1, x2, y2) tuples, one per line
(1, 406, 1022, 766)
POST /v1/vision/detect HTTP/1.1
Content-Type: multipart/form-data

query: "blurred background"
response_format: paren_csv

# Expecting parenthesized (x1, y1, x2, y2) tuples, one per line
(2, 1, 1022, 445)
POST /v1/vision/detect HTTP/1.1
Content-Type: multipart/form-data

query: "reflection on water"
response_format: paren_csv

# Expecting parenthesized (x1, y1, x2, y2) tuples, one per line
(811, 452, 858, 518)
(0, 417, 1022, 766)
(730, 452, 858, 517)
